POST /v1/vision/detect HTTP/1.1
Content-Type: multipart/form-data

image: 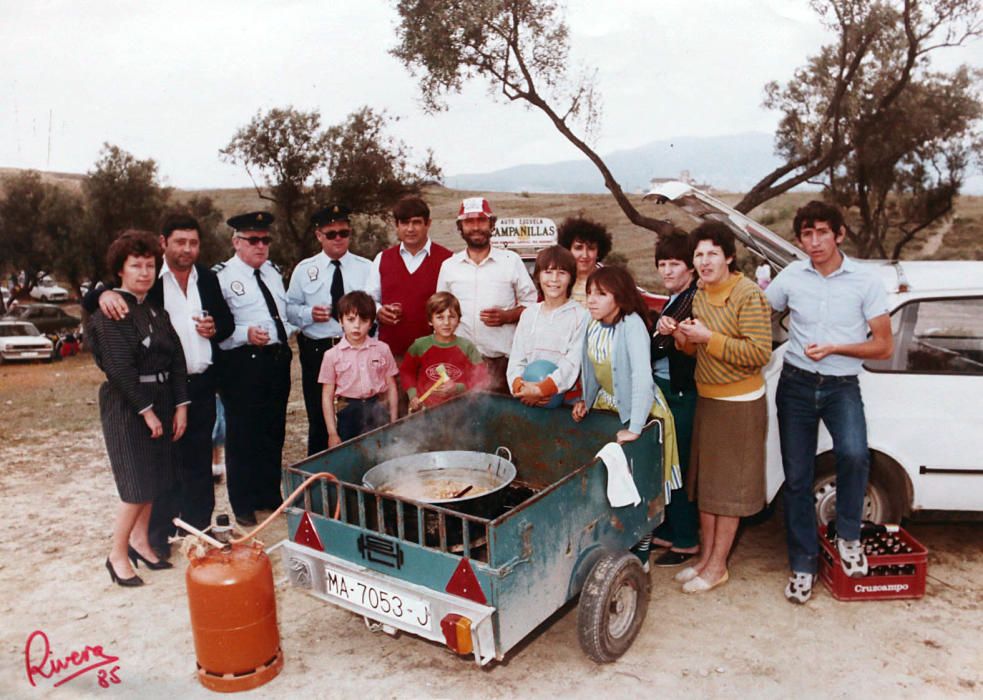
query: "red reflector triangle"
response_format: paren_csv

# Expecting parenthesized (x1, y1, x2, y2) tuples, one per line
(445, 558, 486, 605)
(294, 512, 324, 551)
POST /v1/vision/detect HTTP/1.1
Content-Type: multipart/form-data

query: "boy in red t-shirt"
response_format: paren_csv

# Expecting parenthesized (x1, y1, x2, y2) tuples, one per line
(401, 292, 486, 411)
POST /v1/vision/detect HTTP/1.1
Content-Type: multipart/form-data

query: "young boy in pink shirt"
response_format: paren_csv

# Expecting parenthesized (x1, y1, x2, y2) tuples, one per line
(319, 291, 399, 447)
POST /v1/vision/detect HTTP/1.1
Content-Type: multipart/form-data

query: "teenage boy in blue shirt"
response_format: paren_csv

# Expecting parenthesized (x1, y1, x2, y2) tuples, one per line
(766, 201, 893, 604)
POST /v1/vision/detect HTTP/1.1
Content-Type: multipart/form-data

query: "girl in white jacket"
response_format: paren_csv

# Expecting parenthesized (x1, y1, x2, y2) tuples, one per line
(507, 246, 588, 406)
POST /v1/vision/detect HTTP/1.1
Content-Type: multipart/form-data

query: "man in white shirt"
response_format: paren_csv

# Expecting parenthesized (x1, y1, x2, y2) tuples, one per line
(437, 197, 537, 393)
(287, 204, 371, 455)
(85, 213, 234, 558)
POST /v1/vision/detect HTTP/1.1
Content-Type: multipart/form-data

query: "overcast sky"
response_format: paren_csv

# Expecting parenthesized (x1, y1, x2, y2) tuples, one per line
(3, 0, 980, 189)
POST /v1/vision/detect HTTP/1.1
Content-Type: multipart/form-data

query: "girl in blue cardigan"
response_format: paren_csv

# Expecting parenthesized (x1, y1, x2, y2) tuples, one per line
(572, 267, 682, 551)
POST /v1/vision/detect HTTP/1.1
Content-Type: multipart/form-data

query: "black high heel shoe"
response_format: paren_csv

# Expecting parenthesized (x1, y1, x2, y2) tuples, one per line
(128, 545, 174, 570)
(106, 558, 144, 587)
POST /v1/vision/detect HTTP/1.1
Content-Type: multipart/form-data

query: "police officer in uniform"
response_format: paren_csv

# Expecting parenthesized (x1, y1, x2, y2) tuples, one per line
(215, 211, 296, 527)
(287, 204, 371, 455)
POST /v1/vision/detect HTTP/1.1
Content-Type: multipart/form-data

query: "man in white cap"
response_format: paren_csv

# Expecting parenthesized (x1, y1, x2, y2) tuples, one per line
(437, 197, 537, 393)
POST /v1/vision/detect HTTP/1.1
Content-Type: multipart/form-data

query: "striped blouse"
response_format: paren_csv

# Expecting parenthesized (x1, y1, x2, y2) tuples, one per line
(685, 272, 772, 398)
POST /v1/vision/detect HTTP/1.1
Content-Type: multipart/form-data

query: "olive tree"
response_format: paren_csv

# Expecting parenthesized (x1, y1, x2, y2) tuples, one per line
(0, 170, 83, 301)
(79, 144, 172, 285)
(390, 0, 674, 236)
(222, 105, 442, 265)
(391, 0, 980, 257)
(739, 0, 981, 258)
(220, 107, 330, 263)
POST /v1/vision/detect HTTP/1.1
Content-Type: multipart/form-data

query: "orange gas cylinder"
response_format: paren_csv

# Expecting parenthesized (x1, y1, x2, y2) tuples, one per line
(185, 541, 283, 692)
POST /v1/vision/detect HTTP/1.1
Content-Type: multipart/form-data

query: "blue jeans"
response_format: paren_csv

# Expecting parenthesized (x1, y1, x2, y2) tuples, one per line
(776, 363, 869, 574)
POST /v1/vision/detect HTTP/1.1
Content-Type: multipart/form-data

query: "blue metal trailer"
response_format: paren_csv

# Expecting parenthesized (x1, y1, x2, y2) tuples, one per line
(276, 392, 666, 664)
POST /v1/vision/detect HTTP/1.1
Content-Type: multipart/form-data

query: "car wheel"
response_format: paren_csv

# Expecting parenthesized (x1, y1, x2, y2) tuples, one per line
(813, 452, 908, 525)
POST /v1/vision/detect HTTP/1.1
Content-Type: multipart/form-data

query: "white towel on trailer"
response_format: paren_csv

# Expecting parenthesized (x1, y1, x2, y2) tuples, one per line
(595, 442, 641, 508)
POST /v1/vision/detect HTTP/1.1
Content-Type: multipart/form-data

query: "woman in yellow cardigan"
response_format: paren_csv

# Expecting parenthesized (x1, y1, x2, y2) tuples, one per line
(671, 221, 772, 593)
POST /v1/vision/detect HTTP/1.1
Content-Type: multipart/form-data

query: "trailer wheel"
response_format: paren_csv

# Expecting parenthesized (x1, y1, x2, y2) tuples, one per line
(577, 551, 649, 663)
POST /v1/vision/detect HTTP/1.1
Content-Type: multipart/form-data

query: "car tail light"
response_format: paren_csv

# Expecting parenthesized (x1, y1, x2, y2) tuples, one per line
(440, 614, 473, 655)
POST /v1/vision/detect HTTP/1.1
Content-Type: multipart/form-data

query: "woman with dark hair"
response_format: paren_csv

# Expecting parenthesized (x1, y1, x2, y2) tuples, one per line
(573, 266, 681, 567)
(671, 221, 772, 593)
(87, 230, 189, 587)
(557, 216, 613, 306)
(648, 231, 701, 567)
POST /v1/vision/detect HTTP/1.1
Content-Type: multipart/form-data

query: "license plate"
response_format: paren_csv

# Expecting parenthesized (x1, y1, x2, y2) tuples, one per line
(21, 352, 40, 358)
(322, 564, 432, 631)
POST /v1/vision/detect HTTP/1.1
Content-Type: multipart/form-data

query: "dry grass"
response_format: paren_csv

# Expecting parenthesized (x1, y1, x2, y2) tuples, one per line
(3, 166, 979, 290)
(191, 184, 983, 290)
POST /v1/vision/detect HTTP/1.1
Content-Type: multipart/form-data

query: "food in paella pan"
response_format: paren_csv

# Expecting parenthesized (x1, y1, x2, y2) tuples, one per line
(380, 478, 491, 501)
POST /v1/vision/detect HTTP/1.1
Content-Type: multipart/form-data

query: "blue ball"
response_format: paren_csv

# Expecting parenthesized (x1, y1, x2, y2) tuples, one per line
(522, 360, 563, 408)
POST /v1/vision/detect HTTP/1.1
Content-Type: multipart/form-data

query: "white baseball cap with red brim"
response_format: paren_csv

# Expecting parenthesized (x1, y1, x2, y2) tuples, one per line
(457, 197, 495, 221)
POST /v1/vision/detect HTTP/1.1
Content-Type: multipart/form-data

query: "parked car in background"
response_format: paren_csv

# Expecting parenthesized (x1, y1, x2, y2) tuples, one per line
(0, 321, 54, 363)
(29, 277, 70, 302)
(2, 303, 80, 334)
(645, 180, 983, 522)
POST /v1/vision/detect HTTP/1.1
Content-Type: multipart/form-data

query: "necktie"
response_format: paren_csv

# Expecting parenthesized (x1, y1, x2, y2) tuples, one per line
(254, 268, 287, 344)
(330, 259, 344, 321)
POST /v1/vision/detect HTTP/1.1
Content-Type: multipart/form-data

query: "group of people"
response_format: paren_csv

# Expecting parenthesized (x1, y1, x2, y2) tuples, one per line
(644, 202, 891, 602)
(88, 194, 891, 607)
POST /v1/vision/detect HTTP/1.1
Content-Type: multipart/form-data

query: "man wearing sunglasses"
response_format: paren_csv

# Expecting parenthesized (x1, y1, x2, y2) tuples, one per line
(216, 211, 296, 527)
(287, 204, 371, 455)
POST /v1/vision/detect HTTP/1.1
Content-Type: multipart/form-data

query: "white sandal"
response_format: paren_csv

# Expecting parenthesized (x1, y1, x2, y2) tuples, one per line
(682, 570, 729, 594)
(674, 566, 700, 583)
(836, 538, 869, 578)
(784, 572, 814, 604)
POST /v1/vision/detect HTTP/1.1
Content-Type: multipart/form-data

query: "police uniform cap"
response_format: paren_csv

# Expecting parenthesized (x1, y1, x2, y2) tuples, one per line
(310, 204, 352, 228)
(227, 211, 275, 232)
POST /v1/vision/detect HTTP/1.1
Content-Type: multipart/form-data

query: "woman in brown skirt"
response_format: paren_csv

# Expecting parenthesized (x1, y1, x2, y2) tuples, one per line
(87, 230, 188, 586)
(671, 221, 772, 593)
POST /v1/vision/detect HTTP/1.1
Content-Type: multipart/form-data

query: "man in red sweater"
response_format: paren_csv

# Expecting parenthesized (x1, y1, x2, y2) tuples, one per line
(365, 196, 453, 408)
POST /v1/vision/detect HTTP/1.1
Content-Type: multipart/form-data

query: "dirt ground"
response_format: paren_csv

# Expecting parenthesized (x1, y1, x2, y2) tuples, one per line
(1, 349, 980, 699)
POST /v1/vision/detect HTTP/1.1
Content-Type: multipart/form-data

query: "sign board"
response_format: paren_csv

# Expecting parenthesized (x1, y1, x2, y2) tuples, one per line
(492, 217, 557, 251)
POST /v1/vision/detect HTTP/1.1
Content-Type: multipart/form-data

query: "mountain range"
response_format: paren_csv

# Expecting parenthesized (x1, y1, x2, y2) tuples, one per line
(445, 132, 785, 194)
(446, 131, 983, 196)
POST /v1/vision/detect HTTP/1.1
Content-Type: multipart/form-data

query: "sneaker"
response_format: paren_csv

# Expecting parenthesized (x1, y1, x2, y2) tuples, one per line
(836, 537, 869, 578)
(784, 572, 814, 604)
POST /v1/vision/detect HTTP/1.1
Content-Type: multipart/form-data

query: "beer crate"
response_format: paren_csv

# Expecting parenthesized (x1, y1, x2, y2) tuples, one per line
(818, 525, 928, 601)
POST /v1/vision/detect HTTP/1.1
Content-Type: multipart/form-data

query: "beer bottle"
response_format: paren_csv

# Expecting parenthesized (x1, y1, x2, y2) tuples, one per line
(827, 520, 900, 541)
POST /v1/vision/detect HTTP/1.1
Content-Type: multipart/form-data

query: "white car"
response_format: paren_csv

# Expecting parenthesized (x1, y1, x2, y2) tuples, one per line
(645, 181, 983, 521)
(0, 321, 54, 363)
(29, 278, 70, 302)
